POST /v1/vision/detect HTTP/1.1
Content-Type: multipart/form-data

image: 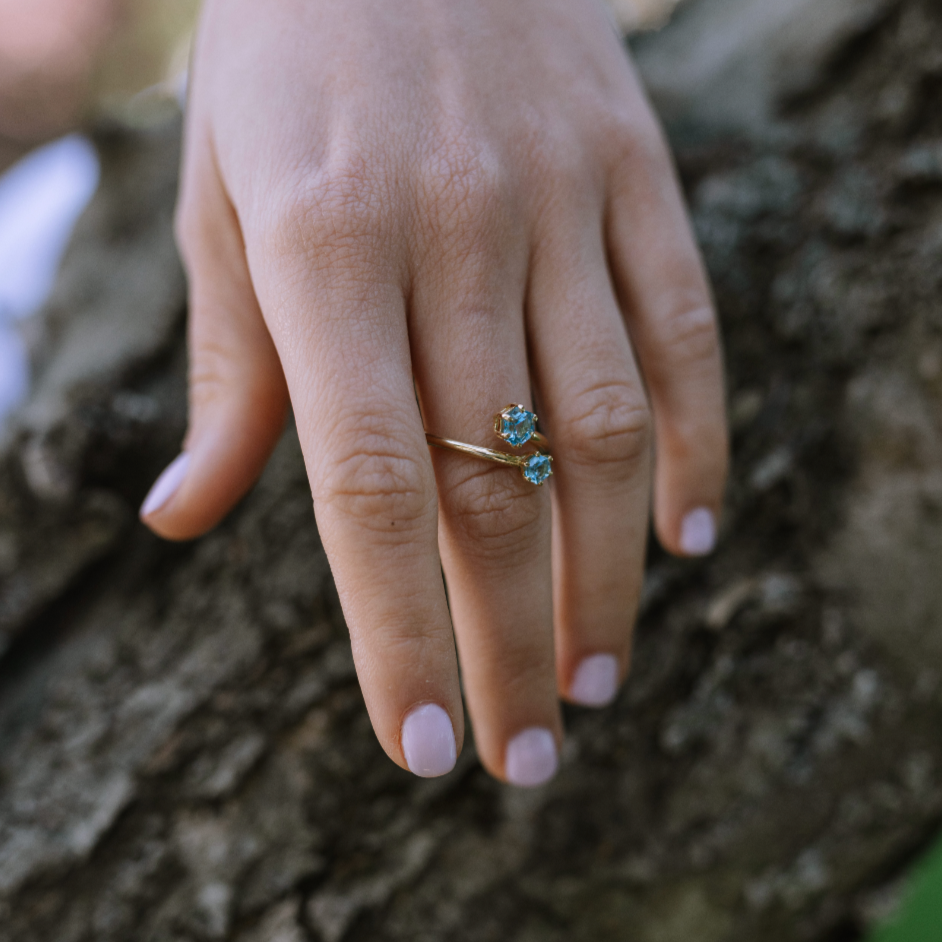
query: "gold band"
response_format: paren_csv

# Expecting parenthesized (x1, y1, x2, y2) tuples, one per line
(425, 404, 553, 485)
(425, 431, 549, 470)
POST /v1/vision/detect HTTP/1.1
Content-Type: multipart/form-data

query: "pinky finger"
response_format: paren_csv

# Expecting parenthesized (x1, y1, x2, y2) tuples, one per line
(607, 119, 728, 557)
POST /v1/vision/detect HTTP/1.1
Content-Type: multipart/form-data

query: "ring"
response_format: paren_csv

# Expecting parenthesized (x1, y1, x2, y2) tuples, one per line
(425, 404, 553, 486)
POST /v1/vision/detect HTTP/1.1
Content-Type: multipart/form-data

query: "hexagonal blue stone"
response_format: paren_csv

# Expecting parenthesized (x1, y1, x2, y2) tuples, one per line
(498, 405, 536, 447)
(523, 454, 552, 485)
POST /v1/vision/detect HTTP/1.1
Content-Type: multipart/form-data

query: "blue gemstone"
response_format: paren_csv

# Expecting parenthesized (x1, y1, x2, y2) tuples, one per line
(523, 454, 552, 485)
(499, 406, 536, 447)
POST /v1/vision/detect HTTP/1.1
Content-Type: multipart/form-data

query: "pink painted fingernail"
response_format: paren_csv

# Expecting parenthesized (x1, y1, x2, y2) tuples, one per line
(570, 654, 619, 707)
(505, 727, 558, 787)
(402, 704, 457, 778)
(140, 453, 190, 518)
(680, 507, 716, 556)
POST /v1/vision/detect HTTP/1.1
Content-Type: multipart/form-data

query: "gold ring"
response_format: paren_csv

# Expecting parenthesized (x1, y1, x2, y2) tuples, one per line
(426, 404, 553, 486)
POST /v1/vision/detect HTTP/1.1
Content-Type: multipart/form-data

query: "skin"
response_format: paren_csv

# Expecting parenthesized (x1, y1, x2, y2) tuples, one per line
(138, 0, 728, 783)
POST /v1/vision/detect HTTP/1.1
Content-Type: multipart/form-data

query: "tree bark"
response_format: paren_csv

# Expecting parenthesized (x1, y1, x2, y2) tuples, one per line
(4, 2, 942, 939)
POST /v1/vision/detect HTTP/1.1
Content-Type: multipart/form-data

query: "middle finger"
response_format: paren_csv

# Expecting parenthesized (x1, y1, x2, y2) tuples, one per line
(529, 208, 652, 708)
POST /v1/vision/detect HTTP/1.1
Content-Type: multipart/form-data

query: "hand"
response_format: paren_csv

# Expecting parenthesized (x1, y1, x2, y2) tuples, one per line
(140, 0, 727, 786)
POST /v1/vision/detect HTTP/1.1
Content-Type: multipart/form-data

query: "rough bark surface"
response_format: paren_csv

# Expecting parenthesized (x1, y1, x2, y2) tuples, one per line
(3, 2, 942, 939)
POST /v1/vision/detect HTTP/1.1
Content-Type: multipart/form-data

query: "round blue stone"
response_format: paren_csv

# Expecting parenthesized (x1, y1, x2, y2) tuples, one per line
(523, 454, 552, 485)
(499, 406, 536, 447)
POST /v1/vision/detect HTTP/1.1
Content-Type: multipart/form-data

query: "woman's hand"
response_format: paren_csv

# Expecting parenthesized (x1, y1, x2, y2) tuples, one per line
(141, 0, 727, 786)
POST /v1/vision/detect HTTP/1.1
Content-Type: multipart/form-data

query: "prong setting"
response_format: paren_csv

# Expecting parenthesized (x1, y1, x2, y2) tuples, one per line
(427, 406, 552, 487)
(494, 404, 537, 447)
(522, 453, 553, 486)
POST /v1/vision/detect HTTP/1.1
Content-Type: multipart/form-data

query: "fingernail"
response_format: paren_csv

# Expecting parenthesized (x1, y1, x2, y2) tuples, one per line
(505, 727, 558, 787)
(401, 703, 457, 778)
(569, 654, 619, 707)
(680, 507, 716, 556)
(140, 453, 190, 518)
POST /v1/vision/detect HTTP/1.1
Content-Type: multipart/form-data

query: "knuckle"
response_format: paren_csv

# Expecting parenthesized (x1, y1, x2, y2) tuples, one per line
(548, 146, 589, 195)
(659, 305, 721, 368)
(559, 380, 652, 469)
(441, 467, 545, 557)
(525, 135, 600, 221)
(318, 421, 435, 531)
(420, 135, 508, 239)
(610, 111, 644, 150)
(372, 620, 457, 665)
(188, 336, 235, 412)
(267, 154, 388, 260)
(529, 134, 590, 203)
(609, 111, 668, 174)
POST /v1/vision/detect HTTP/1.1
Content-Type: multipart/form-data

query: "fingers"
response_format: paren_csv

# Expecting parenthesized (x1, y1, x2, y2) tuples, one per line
(607, 110, 728, 557)
(409, 180, 561, 786)
(141, 143, 289, 540)
(244, 191, 463, 778)
(529, 215, 651, 708)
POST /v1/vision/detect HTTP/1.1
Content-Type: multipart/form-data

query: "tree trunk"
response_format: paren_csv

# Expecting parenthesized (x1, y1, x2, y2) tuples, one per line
(4, 2, 942, 939)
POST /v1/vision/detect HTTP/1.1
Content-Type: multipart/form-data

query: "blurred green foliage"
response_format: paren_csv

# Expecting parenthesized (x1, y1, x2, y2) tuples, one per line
(869, 838, 942, 942)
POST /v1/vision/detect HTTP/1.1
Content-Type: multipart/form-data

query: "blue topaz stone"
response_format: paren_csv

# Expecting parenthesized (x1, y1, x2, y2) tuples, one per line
(495, 404, 536, 447)
(522, 453, 552, 486)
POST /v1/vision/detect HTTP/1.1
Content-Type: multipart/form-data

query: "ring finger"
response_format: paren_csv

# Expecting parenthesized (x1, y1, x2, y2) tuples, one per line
(410, 197, 562, 787)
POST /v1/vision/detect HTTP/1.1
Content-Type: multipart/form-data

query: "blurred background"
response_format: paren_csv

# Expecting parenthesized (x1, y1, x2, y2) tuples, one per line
(0, 0, 196, 426)
(2, 1, 942, 940)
